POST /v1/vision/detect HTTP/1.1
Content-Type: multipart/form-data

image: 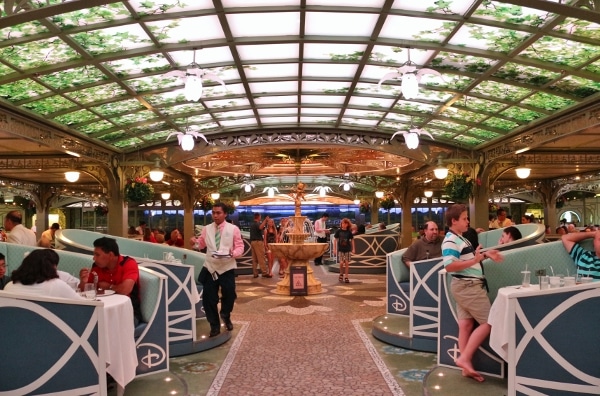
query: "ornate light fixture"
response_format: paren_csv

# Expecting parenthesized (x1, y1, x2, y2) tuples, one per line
(65, 170, 80, 183)
(375, 191, 385, 199)
(339, 180, 354, 191)
(377, 48, 442, 99)
(149, 159, 164, 182)
(515, 159, 531, 179)
(353, 197, 361, 205)
(233, 196, 240, 207)
(161, 192, 171, 200)
(211, 192, 220, 200)
(166, 127, 208, 152)
(433, 158, 449, 180)
(313, 185, 333, 197)
(424, 190, 433, 198)
(391, 119, 435, 149)
(165, 50, 226, 102)
(240, 180, 255, 192)
(263, 186, 279, 198)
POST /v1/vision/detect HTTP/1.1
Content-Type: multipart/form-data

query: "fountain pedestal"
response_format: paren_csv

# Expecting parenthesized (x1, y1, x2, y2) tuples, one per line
(270, 243, 328, 295)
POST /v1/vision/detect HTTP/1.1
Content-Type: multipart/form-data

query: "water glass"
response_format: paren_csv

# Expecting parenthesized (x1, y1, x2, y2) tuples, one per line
(84, 283, 96, 300)
(579, 276, 593, 284)
(539, 276, 550, 290)
(549, 276, 561, 289)
(563, 276, 576, 287)
(521, 270, 531, 288)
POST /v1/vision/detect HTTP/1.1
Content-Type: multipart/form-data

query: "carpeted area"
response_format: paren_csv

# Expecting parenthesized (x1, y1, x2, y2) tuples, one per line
(117, 266, 508, 395)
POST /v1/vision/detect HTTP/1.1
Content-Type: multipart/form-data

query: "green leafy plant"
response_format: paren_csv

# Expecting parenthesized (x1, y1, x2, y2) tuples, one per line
(197, 196, 214, 212)
(379, 195, 396, 211)
(124, 177, 154, 203)
(359, 201, 371, 214)
(444, 172, 474, 202)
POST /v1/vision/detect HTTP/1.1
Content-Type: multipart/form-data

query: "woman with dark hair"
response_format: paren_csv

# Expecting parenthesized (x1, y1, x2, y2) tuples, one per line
(4, 249, 83, 299)
(498, 226, 523, 244)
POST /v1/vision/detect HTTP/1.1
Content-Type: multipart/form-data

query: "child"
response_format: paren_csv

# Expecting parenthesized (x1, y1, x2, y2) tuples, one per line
(333, 218, 355, 283)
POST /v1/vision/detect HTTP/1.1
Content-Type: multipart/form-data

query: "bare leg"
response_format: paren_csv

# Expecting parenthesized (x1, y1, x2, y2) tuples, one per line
(457, 318, 474, 355)
(455, 322, 490, 382)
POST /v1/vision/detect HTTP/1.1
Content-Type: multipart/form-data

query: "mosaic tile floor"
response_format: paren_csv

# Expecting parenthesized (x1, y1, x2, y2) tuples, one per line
(119, 264, 508, 395)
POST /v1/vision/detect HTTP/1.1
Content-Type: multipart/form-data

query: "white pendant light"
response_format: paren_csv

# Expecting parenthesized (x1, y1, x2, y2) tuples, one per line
(424, 190, 433, 198)
(401, 74, 419, 99)
(433, 158, 448, 179)
(65, 171, 80, 183)
(180, 134, 195, 151)
(161, 192, 171, 200)
(404, 131, 420, 149)
(515, 167, 531, 179)
(211, 192, 220, 200)
(184, 74, 203, 101)
(149, 159, 164, 182)
(233, 199, 240, 207)
(354, 198, 360, 205)
(375, 191, 384, 199)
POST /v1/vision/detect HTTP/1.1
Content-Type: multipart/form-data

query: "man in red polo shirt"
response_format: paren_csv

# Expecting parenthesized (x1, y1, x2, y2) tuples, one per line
(79, 237, 142, 324)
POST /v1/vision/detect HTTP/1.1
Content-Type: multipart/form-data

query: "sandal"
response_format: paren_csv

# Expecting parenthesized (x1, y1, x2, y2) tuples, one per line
(344, 277, 349, 283)
(338, 275, 343, 282)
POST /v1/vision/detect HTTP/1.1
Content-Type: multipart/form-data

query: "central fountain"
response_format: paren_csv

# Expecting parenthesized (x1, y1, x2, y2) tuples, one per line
(269, 182, 328, 295)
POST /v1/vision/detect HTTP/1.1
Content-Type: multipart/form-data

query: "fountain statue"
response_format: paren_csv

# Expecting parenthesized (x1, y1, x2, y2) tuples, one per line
(270, 182, 328, 295)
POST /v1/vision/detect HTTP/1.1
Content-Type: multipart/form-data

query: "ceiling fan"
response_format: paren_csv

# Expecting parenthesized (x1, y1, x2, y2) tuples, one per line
(164, 50, 226, 101)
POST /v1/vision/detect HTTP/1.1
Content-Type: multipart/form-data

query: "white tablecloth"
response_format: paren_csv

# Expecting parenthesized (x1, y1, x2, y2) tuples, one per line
(488, 286, 536, 361)
(100, 294, 138, 388)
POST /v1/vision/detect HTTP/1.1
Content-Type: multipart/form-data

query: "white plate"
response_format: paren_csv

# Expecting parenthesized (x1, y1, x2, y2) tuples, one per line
(97, 289, 116, 297)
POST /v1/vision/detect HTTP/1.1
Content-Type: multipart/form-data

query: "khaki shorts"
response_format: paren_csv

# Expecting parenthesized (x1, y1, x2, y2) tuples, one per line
(450, 277, 491, 324)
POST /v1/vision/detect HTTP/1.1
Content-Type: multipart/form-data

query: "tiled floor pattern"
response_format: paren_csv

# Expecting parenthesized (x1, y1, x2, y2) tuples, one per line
(120, 265, 507, 395)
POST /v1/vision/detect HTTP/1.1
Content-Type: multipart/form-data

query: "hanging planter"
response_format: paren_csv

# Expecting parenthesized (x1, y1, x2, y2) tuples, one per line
(124, 177, 154, 203)
(379, 195, 396, 211)
(359, 201, 371, 214)
(94, 205, 108, 217)
(444, 172, 474, 203)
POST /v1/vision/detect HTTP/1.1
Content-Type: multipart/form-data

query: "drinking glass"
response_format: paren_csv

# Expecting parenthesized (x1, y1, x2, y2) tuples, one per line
(563, 276, 576, 287)
(521, 270, 531, 288)
(549, 276, 561, 289)
(84, 283, 97, 300)
(539, 275, 550, 290)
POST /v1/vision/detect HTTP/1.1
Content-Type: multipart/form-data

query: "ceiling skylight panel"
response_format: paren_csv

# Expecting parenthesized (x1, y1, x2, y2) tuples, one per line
(218, 83, 246, 96)
(447, 24, 531, 53)
(521, 92, 576, 112)
(493, 62, 561, 87)
(219, 118, 258, 127)
(419, 90, 453, 102)
(77, 120, 113, 135)
(0, 38, 79, 69)
(391, 0, 472, 13)
(431, 52, 497, 74)
(0, 79, 50, 102)
(91, 100, 145, 116)
(169, 47, 234, 67)
(454, 135, 484, 146)
(129, 0, 214, 15)
(470, 80, 532, 102)
(301, 108, 341, 116)
(305, 12, 378, 36)
(22, 96, 76, 116)
(303, 63, 358, 78)
(203, 98, 251, 109)
(481, 117, 519, 131)
(302, 81, 351, 93)
(237, 44, 299, 61)
(70, 25, 153, 55)
(554, 18, 600, 40)
(300, 95, 345, 105)
(254, 96, 298, 106)
(261, 117, 298, 124)
(161, 103, 207, 116)
(307, 0, 385, 7)
(300, 116, 337, 124)
(393, 101, 437, 113)
(64, 83, 128, 105)
(380, 16, 455, 42)
(216, 110, 256, 119)
(383, 113, 411, 122)
(145, 16, 226, 43)
(226, 12, 299, 37)
(53, 110, 98, 126)
(114, 138, 144, 148)
(110, 110, 158, 126)
(51, 3, 131, 28)
(355, 82, 397, 97)
(127, 75, 181, 94)
(258, 108, 297, 116)
(518, 36, 600, 68)
(38, 67, 108, 90)
(304, 43, 367, 61)
(499, 107, 545, 123)
(223, 0, 297, 6)
(340, 118, 377, 126)
(348, 96, 395, 109)
(248, 81, 297, 94)
(102, 55, 171, 77)
(244, 64, 298, 79)
(549, 75, 600, 99)
(473, 1, 555, 26)
(0, 20, 47, 39)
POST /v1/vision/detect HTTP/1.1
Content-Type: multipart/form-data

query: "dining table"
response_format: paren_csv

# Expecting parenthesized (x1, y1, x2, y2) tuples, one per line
(98, 293, 138, 391)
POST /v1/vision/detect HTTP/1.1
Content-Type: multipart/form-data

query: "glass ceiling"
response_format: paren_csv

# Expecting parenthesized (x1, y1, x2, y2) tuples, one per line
(0, 0, 599, 154)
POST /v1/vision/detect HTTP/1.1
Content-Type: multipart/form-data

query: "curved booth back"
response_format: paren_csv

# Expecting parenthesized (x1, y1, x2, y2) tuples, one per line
(479, 223, 546, 251)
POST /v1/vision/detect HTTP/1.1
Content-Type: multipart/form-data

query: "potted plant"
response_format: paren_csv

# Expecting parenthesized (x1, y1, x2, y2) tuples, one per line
(197, 196, 214, 225)
(379, 195, 396, 224)
(124, 177, 154, 203)
(359, 201, 371, 214)
(94, 205, 108, 217)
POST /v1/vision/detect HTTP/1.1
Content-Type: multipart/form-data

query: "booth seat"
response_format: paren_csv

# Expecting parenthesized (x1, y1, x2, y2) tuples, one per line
(437, 240, 583, 377)
(0, 292, 107, 395)
(380, 224, 548, 351)
(365, 223, 400, 233)
(328, 227, 400, 274)
(0, 242, 169, 377)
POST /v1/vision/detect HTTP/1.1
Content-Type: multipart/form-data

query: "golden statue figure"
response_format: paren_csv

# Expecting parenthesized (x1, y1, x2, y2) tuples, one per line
(291, 182, 306, 216)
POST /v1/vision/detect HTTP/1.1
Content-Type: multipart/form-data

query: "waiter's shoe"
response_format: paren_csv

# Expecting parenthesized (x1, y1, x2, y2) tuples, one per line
(223, 317, 234, 331)
(209, 327, 220, 337)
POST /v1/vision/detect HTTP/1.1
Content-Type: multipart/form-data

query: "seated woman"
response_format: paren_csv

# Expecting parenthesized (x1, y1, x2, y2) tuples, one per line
(4, 249, 83, 299)
(498, 226, 523, 245)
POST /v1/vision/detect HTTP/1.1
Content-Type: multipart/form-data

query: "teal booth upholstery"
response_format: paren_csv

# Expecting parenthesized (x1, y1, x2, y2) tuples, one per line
(438, 240, 583, 378)
(0, 292, 107, 395)
(0, 242, 169, 377)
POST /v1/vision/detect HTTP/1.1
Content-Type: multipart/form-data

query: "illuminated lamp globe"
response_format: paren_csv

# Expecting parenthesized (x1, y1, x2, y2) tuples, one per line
(211, 192, 220, 200)
(434, 166, 448, 180)
(343, 183, 351, 191)
(180, 134, 195, 151)
(401, 74, 419, 99)
(515, 167, 531, 179)
(233, 200, 240, 207)
(354, 198, 361, 205)
(375, 191, 385, 199)
(424, 190, 433, 198)
(244, 184, 252, 192)
(404, 132, 420, 149)
(184, 75, 203, 101)
(65, 171, 80, 183)
(149, 168, 164, 182)
(161, 192, 171, 200)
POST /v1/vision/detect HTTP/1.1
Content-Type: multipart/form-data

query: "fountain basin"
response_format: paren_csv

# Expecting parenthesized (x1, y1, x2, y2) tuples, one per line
(269, 243, 328, 295)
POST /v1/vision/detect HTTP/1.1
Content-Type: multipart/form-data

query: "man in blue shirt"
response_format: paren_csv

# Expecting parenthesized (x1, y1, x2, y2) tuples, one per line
(561, 230, 600, 279)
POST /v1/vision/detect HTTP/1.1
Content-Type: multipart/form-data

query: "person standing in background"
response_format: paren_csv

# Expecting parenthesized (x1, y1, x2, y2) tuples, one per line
(263, 217, 277, 278)
(193, 203, 245, 337)
(249, 213, 270, 278)
(38, 223, 60, 248)
(314, 213, 330, 265)
(4, 210, 36, 246)
(333, 218, 355, 283)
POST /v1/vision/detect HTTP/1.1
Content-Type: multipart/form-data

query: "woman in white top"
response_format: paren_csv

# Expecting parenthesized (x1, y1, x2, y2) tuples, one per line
(4, 249, 83, 300)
